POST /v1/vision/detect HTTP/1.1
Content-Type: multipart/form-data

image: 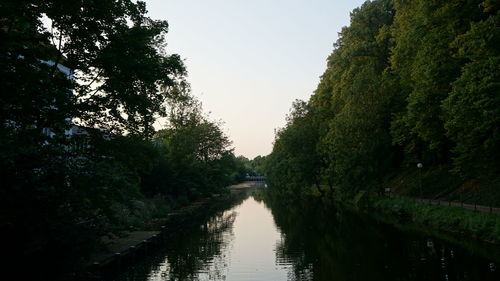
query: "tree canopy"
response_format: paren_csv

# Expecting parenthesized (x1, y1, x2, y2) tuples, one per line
(0, 1, 245, 278)
(264, 0, 500, 197)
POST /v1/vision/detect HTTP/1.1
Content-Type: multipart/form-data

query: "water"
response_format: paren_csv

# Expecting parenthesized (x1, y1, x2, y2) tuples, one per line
(113, 193, 500, 281)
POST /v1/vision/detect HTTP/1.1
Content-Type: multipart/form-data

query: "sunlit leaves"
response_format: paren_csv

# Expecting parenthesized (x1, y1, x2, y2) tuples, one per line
(266, 0, 500, 194)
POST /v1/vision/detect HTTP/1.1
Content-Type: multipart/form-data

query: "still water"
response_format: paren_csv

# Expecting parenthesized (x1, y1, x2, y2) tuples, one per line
(113, 193, 500, 281)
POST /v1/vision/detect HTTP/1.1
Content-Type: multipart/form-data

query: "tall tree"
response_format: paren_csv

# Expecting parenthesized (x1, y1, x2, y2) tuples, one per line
(320, 0, 395, 192)
(442, 5, 500, 177)
(265, 100, 323, 194)
(0, 0, 185, 278)
(390, 0, 483, 165)
(144, 92, 235, 198)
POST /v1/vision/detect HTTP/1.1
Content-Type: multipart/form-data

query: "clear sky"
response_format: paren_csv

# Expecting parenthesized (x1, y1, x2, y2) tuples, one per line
(145, 0, 366, 159)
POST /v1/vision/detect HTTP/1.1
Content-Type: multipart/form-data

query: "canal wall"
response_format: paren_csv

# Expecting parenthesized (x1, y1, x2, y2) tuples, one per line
(84, 182, 258, 280)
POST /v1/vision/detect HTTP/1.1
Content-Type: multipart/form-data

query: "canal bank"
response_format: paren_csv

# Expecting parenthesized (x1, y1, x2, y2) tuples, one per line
(83, 181, 262, 280)
(333, 191, 500, 245)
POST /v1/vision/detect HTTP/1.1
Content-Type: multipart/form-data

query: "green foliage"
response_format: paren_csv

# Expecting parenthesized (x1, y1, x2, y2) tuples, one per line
(250, 155, 267, 176)
(266, 0, 499, 202)
(265, 100, 323, 194)
(0, 0, 243, 278)
(141, 92, 239, 199)
(352, 190, 371, 209)
(266, 0, 398, 194)
(390, 0, 483, 164)
(443, 13, 500, 177)
(229, 155, 264, 181)
(372, 197, 500, 243)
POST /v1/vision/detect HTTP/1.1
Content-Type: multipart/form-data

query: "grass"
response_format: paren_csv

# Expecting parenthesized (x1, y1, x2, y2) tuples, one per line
(308, 186, 500, 244)
(370, 196, 500, 243)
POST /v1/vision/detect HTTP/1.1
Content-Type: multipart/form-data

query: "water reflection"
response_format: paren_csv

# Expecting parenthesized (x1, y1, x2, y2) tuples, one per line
(114, 192, 500, 281)
(263, 194, 500, 281)
(147, 210, 237, 281)
(114, 194, 292, 281)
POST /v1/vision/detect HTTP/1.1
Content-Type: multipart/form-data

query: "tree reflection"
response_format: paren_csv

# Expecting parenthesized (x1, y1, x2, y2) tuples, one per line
(150, 210, 237, 281)
(113, 193, 248, 281)
(262, 193, 500, 281)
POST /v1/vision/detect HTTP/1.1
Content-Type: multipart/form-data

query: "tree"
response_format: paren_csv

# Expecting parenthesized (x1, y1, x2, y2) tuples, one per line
(1, 0, 186, 137)
(0, 0, 186, 278)
(265, 100, 323, 194)
(251, 155, 268, 176)
(318, 0, 395, 192)
(266, 0, 500, 200)
(389, 0, 484, 164)
(442, 9, 500, 177)
(142, 92, 236, 199)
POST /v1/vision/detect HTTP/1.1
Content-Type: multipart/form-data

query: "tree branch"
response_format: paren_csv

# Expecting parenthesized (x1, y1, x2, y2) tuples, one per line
(50, 30, 63, 78)
(80, 69, 104, 93)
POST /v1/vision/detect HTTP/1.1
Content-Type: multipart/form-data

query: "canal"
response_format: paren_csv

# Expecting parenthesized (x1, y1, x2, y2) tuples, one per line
(111, 191, 500, 281)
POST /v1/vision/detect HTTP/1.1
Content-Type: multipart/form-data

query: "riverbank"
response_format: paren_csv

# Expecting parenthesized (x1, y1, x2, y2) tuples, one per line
(340, 191, 500, 245)
(83, 182, 261, 279)
(228, 181, 266, 191)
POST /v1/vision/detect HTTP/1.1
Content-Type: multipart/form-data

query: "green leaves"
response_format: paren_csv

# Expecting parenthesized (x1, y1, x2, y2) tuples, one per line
(9, 0, 186, 136)
(267, 0, 500, 195)
(265, 100, 323, 193)
(141, 93, 236, 197)
(389, 0, 485, 163)
(443, 13, 500, 176)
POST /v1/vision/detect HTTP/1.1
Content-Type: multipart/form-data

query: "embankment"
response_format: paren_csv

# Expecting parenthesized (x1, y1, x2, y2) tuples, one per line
(350, 192, 500, 245)
(83, 182, 259, 280)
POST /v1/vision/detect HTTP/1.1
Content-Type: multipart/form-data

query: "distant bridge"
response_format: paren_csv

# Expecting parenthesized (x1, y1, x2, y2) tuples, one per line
(244, 175, 266, 181)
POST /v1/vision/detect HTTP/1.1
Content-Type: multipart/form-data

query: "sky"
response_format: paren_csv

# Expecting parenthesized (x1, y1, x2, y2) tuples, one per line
(145, 0, 366, 159)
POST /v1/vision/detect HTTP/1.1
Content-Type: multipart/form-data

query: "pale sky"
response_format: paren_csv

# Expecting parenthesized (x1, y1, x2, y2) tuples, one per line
(146, 0, 366, 159)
